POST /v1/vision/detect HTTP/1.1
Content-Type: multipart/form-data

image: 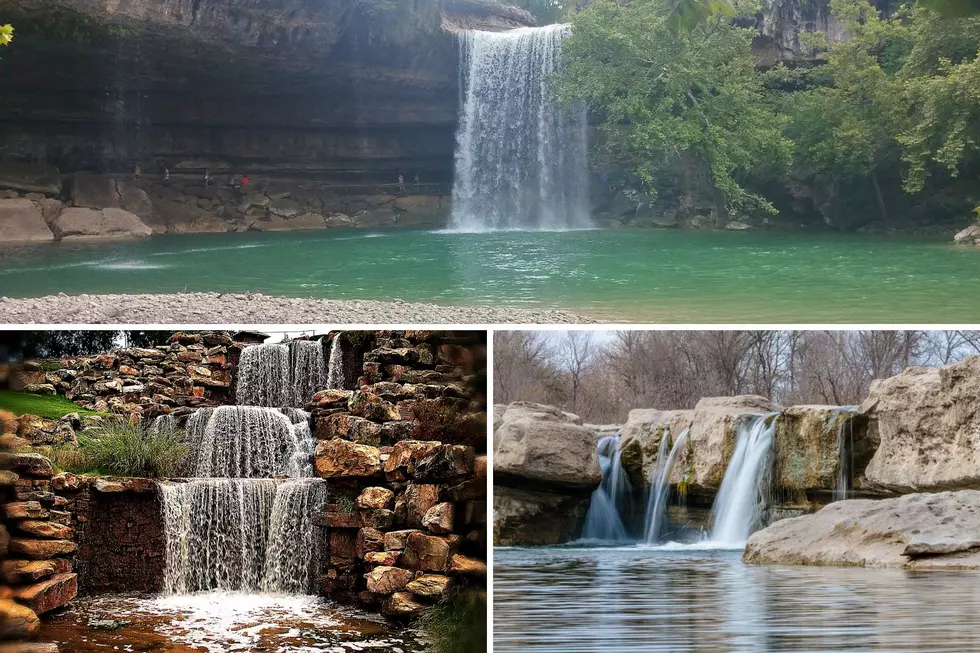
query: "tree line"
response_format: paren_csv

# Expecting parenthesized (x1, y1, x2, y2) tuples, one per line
(494, 330, 980, 423)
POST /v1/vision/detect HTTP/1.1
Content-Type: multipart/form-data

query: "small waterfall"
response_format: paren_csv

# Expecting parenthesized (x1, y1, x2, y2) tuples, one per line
(236, 344, 291, 407)
(185, 406, 313, 479)
(643, 428, 690, 544)
(450, 25, 591, 231)
(161, 478, 326, 595)
(709, 414, 778, 546)
(326, 334, 346, 390)
(149, 414, 176, 434)
(290, 341, 327, 407)
(580, 435, 632, 541)
(833, 407, 858, 502)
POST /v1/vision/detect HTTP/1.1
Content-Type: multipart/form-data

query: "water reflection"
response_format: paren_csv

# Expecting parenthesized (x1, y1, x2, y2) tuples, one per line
(494, 546, 980, 652)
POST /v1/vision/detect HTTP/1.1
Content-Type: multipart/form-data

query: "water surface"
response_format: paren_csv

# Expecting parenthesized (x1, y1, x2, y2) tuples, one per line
(2, 229, 978, 322)
(494, 545, 980, 652)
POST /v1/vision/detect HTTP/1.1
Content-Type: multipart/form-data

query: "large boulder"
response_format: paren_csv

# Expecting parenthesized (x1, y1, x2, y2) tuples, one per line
(619, 408, 695, 486)
(72, 172, 120, 209)
(493, 402, 601, 545)
(860, 356, 980, 492)
(0, 162, 61, 195)
(0, 198, 55, 243)
(953, 224, 980, 246)
(744, 490, 980, 569)
(116, 180, 156, 221)
(50, 207, 153, 239)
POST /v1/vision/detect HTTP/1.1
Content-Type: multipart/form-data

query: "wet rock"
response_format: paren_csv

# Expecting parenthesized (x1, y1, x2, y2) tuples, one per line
(355, 487, 395, 510)
(422, 502, 455, 534)
(16, 520, 73, 540)
(72, 172, 120, 209)
(745, 490, 980, 569)
(1, 559, 69, 584)
(14, 572, 78, 614)
(400, 532, 452, 572)
(412, 445, 475, 483)
(314, 439, 381, 478)
(860, 356, 980, 491)
(384, 440, 441, 481)
(725, 220, 752, 231)
(51, 207, 153, 239)
(772, 405, 873, 492)
(953, 224, 980, 246)
(316, 414, 382, 445)
(404, 484, 440, 528)
(382, 591, 426, 618)
(356, 527, 385, 558)
(8, 538, 76, 560)
(0, 162, 62, 195)
(448, 554, 487, 576)
(0, 598, 40, 639)
(364, 566, 414, 594)
(406, 573, 453, 599)
(0, 198, 55, 243)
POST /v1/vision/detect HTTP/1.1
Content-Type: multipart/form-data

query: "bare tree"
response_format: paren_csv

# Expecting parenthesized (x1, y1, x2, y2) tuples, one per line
(553, 331, 600, 412)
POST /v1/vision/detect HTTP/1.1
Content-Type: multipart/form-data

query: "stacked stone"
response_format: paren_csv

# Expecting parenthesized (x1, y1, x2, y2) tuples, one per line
(311, 330, 487, 617)
(13, 331, 247, 421)
(0, 451, 76, 652)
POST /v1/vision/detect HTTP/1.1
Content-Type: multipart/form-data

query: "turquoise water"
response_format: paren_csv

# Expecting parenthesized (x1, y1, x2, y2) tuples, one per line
(1, 229, 977, 322)
(495, 545, 980, 652)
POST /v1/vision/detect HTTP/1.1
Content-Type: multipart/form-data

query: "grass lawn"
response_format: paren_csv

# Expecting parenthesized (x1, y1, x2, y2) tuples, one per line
(0, 389, 101, 419)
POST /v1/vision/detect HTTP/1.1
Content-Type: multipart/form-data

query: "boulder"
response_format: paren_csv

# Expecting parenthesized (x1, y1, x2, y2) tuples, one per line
(72, 172, 119, 209)
(0, 162, 62, 195)
(400, 532, 453, 572)
(0, 598, 40, 639)
(16, 520, 72, 540)
(13, 572, 78, 615)
(117, 180, 155, 220)
(412, 445, 475, 482)
(316, 414, 382, 445)
(422, 502, 455, 534)
(725, 221, 752, 231)
(448, 554, 487, 576)
(619, 409, 695, 486)
(860, 356, 980, 491)
(8, 538, 76, 560)
(355, 487, 395, 510)
(1, 559, 69, 584)
(308, 389, 352, 410)
(384, 529, 419, 551)
(953, 224, 980, 246)
(364, 551, 401, 567)
(2, 501, 48, 520)
(382, 591, 426, 618)
(0, 198, 55, 242)
(403, 483, 440, 528)
(744, 490, 980, 569)
(406, 573, 453, 598)
(364, 566, 414, 594)
(50, 207, 153, 239)
(384, 440, 442, 481)
(314, 439, 381, 478)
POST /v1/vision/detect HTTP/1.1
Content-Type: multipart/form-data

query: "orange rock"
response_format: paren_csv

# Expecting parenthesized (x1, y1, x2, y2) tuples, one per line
(13, 572, 77, 615)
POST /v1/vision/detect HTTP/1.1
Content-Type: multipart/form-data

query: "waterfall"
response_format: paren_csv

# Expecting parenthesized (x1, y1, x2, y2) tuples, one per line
(833, 407, 858, 502)
(290, 341, 327, 407)
(580, 435, 632, 541)
(643, 428, 690, 544)
(150, 414, 176, 434)
(326, 334, 346, 390)
(160, 478, 326, 595)
(709, 414, 778, 546)
(236, 341, 327, 408)
(450, 25, 591, 231)
(185, 406, 313, 479)
(236, 344, 290, 407)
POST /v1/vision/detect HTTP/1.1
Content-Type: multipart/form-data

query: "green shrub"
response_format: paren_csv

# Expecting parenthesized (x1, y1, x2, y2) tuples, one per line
(76, 417, 189, 478)
(417, 589, 487, 653)
(47, 444, 90, 474)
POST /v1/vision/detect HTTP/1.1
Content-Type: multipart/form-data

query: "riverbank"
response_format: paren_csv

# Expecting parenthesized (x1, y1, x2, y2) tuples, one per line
(0, 292, 593, 324)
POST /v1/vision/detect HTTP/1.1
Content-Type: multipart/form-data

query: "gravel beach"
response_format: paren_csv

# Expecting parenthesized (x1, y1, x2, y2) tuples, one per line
(0, 292, 595, 325)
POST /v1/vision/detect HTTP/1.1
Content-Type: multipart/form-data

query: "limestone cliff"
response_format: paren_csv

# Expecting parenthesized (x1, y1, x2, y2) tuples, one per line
(0, 0, 533, 180)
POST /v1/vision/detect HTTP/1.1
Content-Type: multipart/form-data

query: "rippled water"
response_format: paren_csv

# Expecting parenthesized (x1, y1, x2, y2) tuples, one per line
(494, 546, 980, 652)
(2, 229, 979, 322)
(39, 592, 428, 653)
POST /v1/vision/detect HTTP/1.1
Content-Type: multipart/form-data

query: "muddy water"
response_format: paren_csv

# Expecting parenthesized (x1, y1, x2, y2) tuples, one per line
(40, 593, 429, 652)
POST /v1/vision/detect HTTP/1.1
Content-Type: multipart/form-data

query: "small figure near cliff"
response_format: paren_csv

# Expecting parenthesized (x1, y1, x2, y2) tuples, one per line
(398, 174, 405, 193)
(242, 175, 250, 187)
(414, 174, 420, 188)
(133, 165, 141, 181)
(204, 169, 211, 187)
(163, 167, 170, 181)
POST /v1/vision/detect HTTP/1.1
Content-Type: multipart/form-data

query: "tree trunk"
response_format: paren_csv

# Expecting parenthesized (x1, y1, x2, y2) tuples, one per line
(870, 169, 889, 223)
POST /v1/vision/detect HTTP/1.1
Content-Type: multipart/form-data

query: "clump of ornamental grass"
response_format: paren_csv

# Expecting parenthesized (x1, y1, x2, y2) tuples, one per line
(416, 589, 487, 653)
(72, 417, 189, 478)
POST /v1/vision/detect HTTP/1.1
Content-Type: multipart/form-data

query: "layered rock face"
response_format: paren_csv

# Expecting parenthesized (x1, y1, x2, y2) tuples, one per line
(744, 490, 980, 569)
(493, 402, 602, 545)
(0, 0, 532, 182)
(860, 356, 980, 492)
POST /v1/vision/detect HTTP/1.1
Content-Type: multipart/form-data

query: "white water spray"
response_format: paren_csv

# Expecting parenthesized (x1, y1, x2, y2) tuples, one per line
(709, 414, 778, 546)
(643, 428, 690, 544)
(580, 435, 632, 541)
(451, 25, 590, 231)
(326, 334, 347, 390)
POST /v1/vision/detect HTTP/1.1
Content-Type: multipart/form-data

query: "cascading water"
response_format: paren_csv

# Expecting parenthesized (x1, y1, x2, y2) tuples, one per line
(290, 341, 327, 407)
(236, 343, 291, 407)
(237, 342, 327, 408)
(833, 407, 858, 502)
(450, 24, 591, 231)
(326, 334, 346, 390)
(580, 435, 632, 541)
(709, 414, 778, 546)
(643, 428, 690, 544)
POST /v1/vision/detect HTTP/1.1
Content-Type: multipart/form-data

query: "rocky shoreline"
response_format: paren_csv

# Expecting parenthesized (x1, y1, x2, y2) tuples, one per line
(0, 293, 593, 325)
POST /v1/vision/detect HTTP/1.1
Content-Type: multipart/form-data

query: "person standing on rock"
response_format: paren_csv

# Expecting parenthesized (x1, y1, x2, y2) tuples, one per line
(164, 167, 170, 181)
(242, 175, 250, 187)
(204, 169, 211, 187)
(133, 165, 141, 181)
(398, 173, 405, 193)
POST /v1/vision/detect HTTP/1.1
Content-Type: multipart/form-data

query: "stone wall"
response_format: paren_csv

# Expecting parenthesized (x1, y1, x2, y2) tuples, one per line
(311, 330, 488, 616)
(0, 451, 78, 648)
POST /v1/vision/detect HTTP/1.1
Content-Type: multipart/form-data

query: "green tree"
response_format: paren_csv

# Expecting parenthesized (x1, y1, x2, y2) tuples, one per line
(561, 0, 789, 222)
(17, 331, 121, 358)
(0, 24, 12, 46)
